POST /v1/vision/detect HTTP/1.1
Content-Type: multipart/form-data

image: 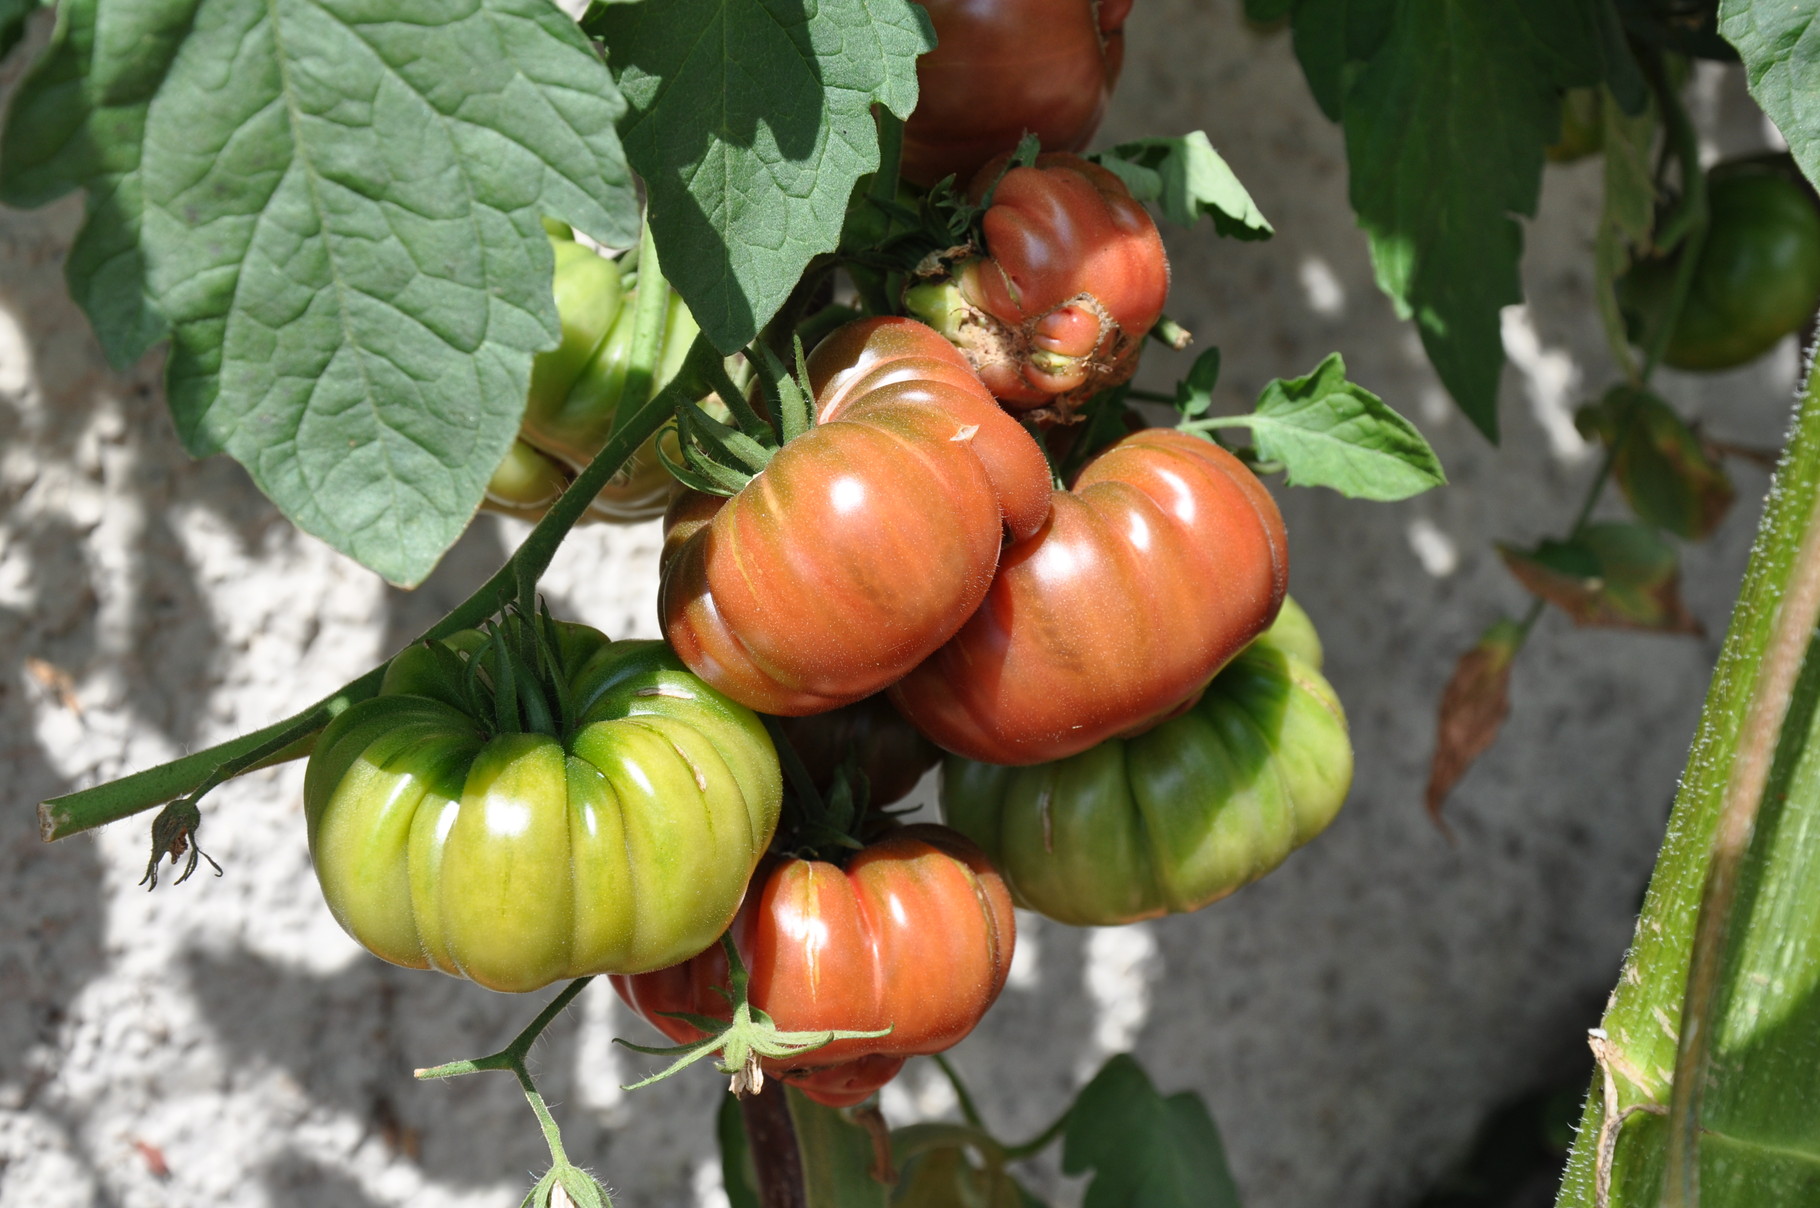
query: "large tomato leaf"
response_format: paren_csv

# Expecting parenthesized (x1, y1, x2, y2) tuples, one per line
(1212, 352, 1446, 501)
(1266, 0, 1640, 441)
(1720, 1, 1820, 192)
(0, 0, 39, 60)
(1061, 1055, 1240, 1208)
(586, 0, 932, 354)
(0, 0, 639, 587)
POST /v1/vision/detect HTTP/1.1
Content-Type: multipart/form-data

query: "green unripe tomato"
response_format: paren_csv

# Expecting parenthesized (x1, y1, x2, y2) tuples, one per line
(1619, 166, 1820, 371)
(485, 233, 703, 524)
(305, 626, 782, 993)
(940, 604, 1352, 927)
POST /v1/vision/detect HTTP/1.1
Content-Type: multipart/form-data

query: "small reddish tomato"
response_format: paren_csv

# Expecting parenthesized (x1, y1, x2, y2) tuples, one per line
(902, 0, 1131, 188)
(659, 317, 1052, 716)
(612, 824, 1016, 1108)
(892, 429, 1288, 764)
(907, 153, 1168, 414)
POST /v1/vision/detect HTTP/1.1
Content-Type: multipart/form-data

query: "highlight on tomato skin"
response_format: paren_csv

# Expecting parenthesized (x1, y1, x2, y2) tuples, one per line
(906, 154, 1169, 416)
(611, 824, 1015, 1108)
(900, 0, 1129, 190)
(657, 317, 1053, 717)
(892, 429, 1288, 765)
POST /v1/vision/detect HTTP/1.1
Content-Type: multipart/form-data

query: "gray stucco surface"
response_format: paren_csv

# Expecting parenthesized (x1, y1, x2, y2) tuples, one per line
(0, 4, 1804, 1205)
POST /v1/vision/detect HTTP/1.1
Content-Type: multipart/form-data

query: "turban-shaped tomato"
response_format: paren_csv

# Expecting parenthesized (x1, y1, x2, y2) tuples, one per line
(658, 317, 1053, 716)
(941, 599, 1352, 926)
(893, 428, 1287, 764)
(908, 153, 1168, 413)
(304, 626, 782, 993)
(901, 0, 1131, 188)
(612, 824, 1015, 1107)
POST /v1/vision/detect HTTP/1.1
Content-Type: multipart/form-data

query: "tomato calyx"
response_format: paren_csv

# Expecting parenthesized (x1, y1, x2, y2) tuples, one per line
(615, 934, 890, 1096)
(660, 343, 821, 497)
(764, 716, 888, 864)
(138, 796, 223, 890)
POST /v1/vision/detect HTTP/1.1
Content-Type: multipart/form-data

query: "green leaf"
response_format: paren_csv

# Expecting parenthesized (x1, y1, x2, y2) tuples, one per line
(1208, 353, 1445, 501)
(1284, 0, 1395, 120)
(1337, 0, 1613, 441)
(0, 0, 39, 61)
(589, 0, 932, 353)
(1579, 386, 1734, 541)
(0, 0, 640, 587)
(716, 1093, 762, 1208)
(1061, 1055, 1241, 1208)
(1720, 0, 1820, 193)
(1556, 358, 1820, 1207)
(1593, 85, 1660, 377)
(1092, 133, 1272, 239)
(1498, 522, 1701, 634)
(786, 1087, 891, 1208)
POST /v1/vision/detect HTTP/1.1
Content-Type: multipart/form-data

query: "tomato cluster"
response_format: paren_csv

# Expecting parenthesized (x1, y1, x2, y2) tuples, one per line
(304, 0, 1356, 1111)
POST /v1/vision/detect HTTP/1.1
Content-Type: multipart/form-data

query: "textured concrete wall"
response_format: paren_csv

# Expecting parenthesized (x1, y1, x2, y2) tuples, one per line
(0, 4, 1802, 1206)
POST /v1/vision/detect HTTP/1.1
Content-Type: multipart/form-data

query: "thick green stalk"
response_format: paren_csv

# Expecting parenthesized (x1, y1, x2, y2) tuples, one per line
(36, 337, 719, 842)
(1556, 353, 1820, 1207)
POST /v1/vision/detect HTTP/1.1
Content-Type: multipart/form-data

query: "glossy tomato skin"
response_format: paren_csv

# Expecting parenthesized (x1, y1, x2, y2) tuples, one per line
(484, 232, 701, 523)
(908, 154, 1168, 412)
(1618, 166, 1820, 371)
(941, 599, 1352, 926)
(775, 694, 941, 808)
(612, 824, 1016, 1107)
(659, 317, 1053, 717)
(893, 428, 1288, 764)
(304, 629, 782, 994)
(901, 0, 1129, 189)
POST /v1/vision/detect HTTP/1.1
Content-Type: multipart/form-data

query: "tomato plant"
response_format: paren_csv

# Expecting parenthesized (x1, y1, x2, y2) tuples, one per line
(907, 152, 1169, 413)
(659, 316, 1052, 716)
(612, 824, 1015, 1107)
(899, 0, 1131, 188)
(941, 598, 1352, 926)
(893, 427, 1288, 764)
(304, 618, 782, 994)
(1618, 163, 1820, 372)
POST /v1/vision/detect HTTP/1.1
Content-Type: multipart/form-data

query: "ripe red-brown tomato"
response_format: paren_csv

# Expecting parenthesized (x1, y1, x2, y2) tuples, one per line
(611, 824, 1016, 1108)
(892, 429, 1289, 764)
(902, 0, 1132, 188)
(775, 694, 941, 808)
(908, 154, 1168, 413)
(658, 318, 1052, 717)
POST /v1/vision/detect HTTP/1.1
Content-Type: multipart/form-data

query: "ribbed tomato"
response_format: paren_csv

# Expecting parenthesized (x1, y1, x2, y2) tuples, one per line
(658, 317, 1052, 716)
(892, 428, 1288, 764)
(941, 599, 1353, 926)
(902, 0, 1131, 188)
(907, 153, 1168, 413)
(612, 824, 1015, 1107)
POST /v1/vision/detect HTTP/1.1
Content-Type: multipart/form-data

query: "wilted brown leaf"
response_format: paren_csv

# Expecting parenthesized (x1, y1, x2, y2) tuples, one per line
(1499, 523, 1702, 635)
(1426, 621, 1523, 829)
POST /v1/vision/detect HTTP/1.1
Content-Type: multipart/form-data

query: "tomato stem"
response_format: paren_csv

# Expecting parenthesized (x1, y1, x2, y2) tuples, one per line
(37, 335, 723, 845)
